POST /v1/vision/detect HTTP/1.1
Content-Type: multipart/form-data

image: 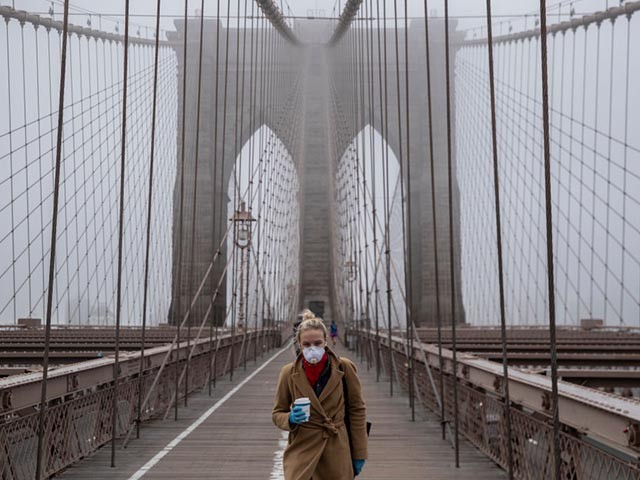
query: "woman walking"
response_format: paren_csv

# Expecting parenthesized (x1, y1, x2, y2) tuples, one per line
(272, 311, 368, 479)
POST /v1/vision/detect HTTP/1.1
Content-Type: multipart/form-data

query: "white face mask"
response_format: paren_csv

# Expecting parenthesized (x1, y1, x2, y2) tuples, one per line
(302, 346, 325, 364)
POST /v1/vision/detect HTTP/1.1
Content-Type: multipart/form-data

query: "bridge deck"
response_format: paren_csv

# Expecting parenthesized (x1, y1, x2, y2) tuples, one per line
(58, 344, 504, 479)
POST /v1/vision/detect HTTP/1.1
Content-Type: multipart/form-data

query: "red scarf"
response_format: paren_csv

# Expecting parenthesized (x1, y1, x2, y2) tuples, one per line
(303, 352, 328, 387)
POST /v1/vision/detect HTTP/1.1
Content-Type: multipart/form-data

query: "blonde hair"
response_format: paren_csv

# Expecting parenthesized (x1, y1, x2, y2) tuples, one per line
(295, 309, 327, 343)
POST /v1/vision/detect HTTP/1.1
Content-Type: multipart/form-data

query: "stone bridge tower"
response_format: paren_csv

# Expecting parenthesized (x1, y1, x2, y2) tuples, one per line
(168, 18, 465, 328)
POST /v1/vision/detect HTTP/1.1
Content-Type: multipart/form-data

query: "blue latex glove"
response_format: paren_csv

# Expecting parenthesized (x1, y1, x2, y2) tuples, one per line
(353, 459, 365, 476)
(288, 405, 307, 425)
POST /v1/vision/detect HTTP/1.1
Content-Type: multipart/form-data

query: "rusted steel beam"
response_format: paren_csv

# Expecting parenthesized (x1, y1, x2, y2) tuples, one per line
(328, 0, 363, 46)
(374, 330, 640, 455)
(0, 329, 277, 416)
(463, 0, 640, 46)
(417, 326, 640, 347)
(0, 342, 168, 350)
(444, 344, 640, 353)
(255, 0, 299, 44)
(557, 369, 640, 379)
(554, 369, 640, 390)
(417, 325, 640, 337)
(480, 352, 640, 369)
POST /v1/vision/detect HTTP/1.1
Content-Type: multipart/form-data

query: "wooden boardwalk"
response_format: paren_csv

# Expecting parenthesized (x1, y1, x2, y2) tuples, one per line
(58, 343, 504, 479)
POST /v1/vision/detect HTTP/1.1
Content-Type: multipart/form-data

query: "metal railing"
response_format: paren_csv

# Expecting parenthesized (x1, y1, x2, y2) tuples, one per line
(0, 328, 280, 480)
(353, 329, 640, 479)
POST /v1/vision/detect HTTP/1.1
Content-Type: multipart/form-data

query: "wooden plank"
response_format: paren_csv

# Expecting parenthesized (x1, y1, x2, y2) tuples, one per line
(58, 346, 290, 479)
(341, 344, 505, 479)
(58, 342, 505, 479)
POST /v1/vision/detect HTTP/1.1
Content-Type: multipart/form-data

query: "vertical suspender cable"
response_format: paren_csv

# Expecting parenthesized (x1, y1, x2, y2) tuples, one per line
(588, 19, 602, 320)
(348, 23, 355, 344)
(576, 25, 587, 326)
(230, 1, 242, 377)
(63, 31, 73, 325)
(136, 0, 162, 440)
(255, 13, 267, 355)
(19, 22, 33, 316)
(484, 1, 514, 477)
(357, 6, 366, 358)
(365, 0, 375, 369)
(382, 0, 393, 397)
(392, 0, 407, 405)
(370, 0, 381, 382)
(218, 0, 231, 369)
(352, 14, 360, 354)
(259, 22, 272, 345)
(537, 1, 561, 478)
(421, 0, 446, 440)
(185, 0, 207, 408)
(402, 0, 415, 422)
(620, 14, 631, 326)
(238, 0, 250, 371)
(250, 0, 262, 362)
(443, 0, 460, 467)
(35, 2, 70, 478)
(111, 0, 131, 467)
(34, 22, 46, 320)
(229, 0, 244, 382)
(5, 16, 16, 324)
(268, 29, 278, 335)
(352, 25, 359, 346)
(174, 0, 189, 422)
(603, 16, 616, 324)
(361, 0, 371, 368)
(374, 0, 389, 384)
(247, 0, 258, 362)
(350, 20, 359, 352)
(210, 0, 223, 392)
(77, 33, 91, 329)
(361, 1, 373, 369)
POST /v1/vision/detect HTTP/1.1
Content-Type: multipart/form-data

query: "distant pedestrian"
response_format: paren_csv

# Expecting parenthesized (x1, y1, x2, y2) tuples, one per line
(273, 311, 368, 479)
(330, 319, 338, 346)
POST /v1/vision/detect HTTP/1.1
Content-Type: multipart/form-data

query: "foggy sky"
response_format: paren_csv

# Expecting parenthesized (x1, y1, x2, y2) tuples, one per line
(9, 0, 591, 39)
(1, 0, 637, 326)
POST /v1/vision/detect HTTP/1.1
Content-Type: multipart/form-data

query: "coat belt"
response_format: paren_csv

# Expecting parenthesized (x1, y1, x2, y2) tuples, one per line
(301, 417, 345, 438)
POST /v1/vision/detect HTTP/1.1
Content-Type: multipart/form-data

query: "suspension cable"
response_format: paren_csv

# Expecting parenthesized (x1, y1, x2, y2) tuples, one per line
(35, 1, 70, 478)
(329, 0, 363, 45)
(255, 0, 299, 44)
(538, 1, 561, 477)
(391, 0, 407, 404)
(110, 0, 131, 467)
(381, 0, 394, 397)
(210, 0, 223, 392)
(172, 0, 189, 422)
(485, 1, 514, 477)
(184, 0, 206, 408)
(443, 0, 461, 467)
(420, 0, 448, 441)
(401, 0, 415, 421)
(135, 0, 162, 440)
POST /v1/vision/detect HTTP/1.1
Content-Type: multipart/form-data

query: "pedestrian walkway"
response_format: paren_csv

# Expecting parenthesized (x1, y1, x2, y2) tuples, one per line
(342, 344, 504, 479)
(58, 342, 504, 479)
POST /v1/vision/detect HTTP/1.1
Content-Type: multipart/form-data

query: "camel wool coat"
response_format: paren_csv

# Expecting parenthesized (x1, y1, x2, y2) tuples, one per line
(272, 348, 368, 480)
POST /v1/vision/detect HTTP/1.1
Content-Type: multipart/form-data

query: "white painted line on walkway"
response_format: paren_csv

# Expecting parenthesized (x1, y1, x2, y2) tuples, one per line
(269, 430, 289, 480)
(128, 344, 291, 480)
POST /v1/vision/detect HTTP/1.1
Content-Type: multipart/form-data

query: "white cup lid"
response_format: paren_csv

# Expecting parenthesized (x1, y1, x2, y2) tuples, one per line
(294, 397, 310, 405)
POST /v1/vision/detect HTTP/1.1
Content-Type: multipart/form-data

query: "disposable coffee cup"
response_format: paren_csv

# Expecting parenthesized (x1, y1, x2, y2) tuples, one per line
(294, 397, 311, 422)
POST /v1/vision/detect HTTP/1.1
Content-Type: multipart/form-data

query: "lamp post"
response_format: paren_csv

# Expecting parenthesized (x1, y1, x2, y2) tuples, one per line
(345, 259, 357, 351)
(232, 202, 255, 332)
